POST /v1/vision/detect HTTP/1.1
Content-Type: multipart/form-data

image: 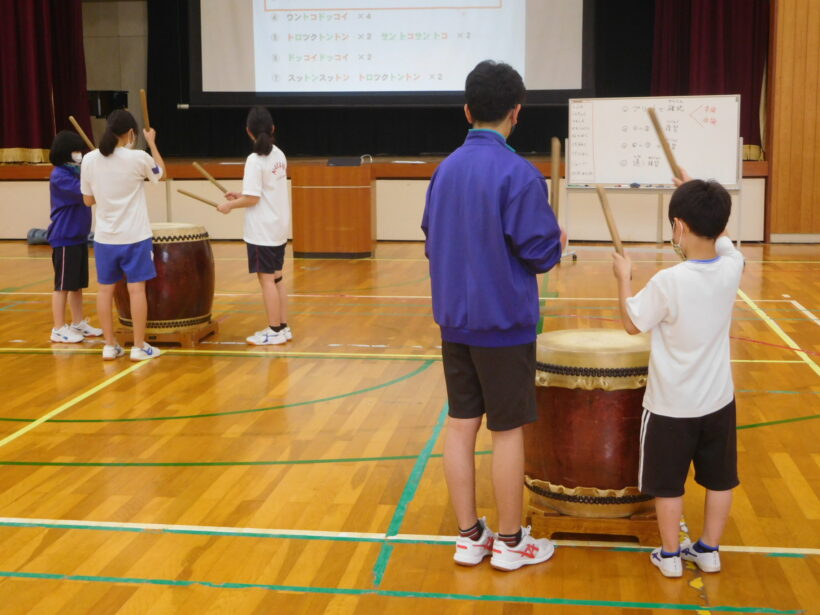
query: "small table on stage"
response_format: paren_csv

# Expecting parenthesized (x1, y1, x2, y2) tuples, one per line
(290, 165, 375, 258)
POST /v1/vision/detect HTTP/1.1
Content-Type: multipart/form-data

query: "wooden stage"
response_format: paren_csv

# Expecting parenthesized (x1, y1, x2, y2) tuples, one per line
(0, 240, 817, 614)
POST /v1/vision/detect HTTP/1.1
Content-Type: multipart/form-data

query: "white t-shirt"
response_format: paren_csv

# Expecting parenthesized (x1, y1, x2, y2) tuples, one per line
(241, 147, 290, 247)
(626, 236, 744, 418)
(80, 147, 163, 244)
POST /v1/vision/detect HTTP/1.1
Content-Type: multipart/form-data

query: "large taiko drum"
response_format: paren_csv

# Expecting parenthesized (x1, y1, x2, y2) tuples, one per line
(114, 223, 215, 332)
(523, 329, 654, 519)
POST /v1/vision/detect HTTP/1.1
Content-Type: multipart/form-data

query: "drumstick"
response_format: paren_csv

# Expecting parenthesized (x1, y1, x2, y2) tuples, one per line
(140, 89, 151, 131)
(550, 137, 561, 216)
(68, 115, 95, 150)
(192, 162, 228, 194)
(647, 107, 683, 181)
(595, 185, 624, 256)
(177, 189, 219, 209)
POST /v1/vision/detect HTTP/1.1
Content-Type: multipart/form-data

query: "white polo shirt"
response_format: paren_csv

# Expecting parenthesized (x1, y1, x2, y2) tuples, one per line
(241, 147, 290, 247)
(81, 147, 163, 244)
(626, 236, 744, 418)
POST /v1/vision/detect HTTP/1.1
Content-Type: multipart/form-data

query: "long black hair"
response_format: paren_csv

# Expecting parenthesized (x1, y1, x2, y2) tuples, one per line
(49, 130, 85, 166)
(247, 107, 274, 156)
(99, 109, 138, 156)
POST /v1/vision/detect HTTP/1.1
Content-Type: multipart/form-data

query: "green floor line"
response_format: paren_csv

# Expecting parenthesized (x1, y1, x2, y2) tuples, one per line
(0, 570, 801, 613)
(0, 450, 491, 469)
(0, 361, 434, 424)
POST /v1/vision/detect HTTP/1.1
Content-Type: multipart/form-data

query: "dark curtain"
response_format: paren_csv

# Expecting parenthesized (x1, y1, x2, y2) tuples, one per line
(0, 0, 91, 163)
(651, 0, 769, 152)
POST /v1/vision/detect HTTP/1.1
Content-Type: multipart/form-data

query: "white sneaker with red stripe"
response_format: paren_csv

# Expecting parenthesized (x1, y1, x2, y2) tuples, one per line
(453, 518, 494, 566)
(490, 526, 555, 571)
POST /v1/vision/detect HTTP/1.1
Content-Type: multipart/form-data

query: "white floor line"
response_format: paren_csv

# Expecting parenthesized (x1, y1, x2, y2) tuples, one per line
(0, 290, 793, 303)
(0, 517, 817, 555)
(789, 300, 820, 328)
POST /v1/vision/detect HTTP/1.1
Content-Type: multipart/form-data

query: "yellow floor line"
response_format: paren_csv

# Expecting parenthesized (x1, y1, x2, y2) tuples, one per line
(737, 289, 820, 378)
(0, 361, 148, 449)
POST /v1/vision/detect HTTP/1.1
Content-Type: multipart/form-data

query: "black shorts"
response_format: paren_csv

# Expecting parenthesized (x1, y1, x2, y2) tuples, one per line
(52, 244, 89, 291)
(442, 340, 537, 432)
(247, 243, 285, 274)
(639, 399, 739, 498)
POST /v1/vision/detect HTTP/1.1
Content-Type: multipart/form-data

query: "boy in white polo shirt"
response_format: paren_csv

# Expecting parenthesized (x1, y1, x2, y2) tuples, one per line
(613, 171, 744, 578)
(81, 109, 165, 361)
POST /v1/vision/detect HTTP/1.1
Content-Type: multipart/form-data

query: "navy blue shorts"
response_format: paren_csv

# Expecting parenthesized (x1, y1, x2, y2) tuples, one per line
(247, 242, 285, 274)
(52, 244, 89, 291)
(94, 238, 156, 285)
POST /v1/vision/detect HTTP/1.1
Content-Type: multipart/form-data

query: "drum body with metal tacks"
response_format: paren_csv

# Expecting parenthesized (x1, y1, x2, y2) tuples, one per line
(523, 328, 654, 518)
(114, 223, 215, 332)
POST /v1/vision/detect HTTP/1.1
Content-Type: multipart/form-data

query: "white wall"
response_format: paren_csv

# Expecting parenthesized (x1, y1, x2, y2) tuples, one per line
(0, 177, 764, 242)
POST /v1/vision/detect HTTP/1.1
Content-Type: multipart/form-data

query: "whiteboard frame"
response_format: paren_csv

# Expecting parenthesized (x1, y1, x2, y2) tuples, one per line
(566, 95, 742, 190)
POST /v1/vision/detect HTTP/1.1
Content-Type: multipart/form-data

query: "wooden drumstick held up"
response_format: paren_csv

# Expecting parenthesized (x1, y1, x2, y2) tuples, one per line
(550, 137, 561, 217)
(177, 189, 219, 209)
(140, 89, 151, 131)
(647, 107, 683, 181)
(595, 185, 624, 256)
(192, 162, 228, 194)
(68, 115, 95, 150)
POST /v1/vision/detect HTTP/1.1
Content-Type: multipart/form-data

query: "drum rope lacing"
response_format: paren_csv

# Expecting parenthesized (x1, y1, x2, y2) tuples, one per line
(525, 481, 654, 505)
(536, 362, 648, 379)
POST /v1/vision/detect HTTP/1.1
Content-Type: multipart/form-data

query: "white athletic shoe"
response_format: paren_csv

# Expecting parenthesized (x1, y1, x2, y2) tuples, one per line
(453, 518, 495, 566)
(282, 326, 292, 341)
(681, 543, 721, 573)
(130, 343, 161, 361)
(650, 547, 683, 578)
(102, 344, 125, 360)
(246, 327, 287, 345)
(490, 526, 555, 571)
(50, 324, 84, 343)
(71, 319, 103, 337)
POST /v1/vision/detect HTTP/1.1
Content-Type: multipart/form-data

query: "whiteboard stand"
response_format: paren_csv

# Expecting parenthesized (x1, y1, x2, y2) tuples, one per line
(559, 139, 577, 262)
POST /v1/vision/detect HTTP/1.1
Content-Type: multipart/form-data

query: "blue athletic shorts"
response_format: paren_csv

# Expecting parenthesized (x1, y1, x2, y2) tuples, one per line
(94, 238, 156, 285)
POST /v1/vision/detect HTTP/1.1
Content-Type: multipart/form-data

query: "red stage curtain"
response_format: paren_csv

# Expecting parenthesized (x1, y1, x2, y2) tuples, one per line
(0, 0, 91, 163)
(651, 0, 770, 156)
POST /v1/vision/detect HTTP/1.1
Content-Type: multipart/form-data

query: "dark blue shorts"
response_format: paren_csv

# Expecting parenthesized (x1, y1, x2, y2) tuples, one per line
(94, 238, 156, 285)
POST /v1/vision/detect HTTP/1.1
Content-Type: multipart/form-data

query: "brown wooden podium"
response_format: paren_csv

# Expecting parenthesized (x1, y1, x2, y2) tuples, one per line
(290, 164, 375, 258)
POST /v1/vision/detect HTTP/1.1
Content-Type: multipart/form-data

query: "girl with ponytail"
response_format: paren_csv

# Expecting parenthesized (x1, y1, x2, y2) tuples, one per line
(217, 107, 292, 345)
(80, 109, 166, 361)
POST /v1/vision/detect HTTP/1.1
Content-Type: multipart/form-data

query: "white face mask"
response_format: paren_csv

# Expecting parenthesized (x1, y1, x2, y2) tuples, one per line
(126, 135, 136, 149)
(71, 152, 82, 164)
(671, 220, 687, 261)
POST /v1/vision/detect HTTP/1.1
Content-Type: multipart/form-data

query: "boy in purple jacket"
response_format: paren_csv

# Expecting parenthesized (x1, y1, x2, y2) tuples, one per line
(422, 60, 566, 571)
(47, 130, 102, 343)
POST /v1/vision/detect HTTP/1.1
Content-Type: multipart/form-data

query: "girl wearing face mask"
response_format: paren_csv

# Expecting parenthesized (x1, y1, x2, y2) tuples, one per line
(47, 130, 103, 344)
(80, 109, 165, 361)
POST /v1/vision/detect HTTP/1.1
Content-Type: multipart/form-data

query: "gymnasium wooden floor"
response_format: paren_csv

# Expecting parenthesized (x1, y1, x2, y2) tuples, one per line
(0, 239, 817, 614)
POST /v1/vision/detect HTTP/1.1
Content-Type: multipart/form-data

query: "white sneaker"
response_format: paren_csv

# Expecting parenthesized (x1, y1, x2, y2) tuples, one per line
(650, 547, 683, 578)
(681, 543, 721, 573)
(71, 319, 103, 337)
(490, 526, 555, 571)
(246, 327, 287, 345)
(130, 343, 161, 361)
(282, 326, 292, 341)
(102, 344, 125, 360)
(453, 518, 494, 566)
(51, 324, 84, 343)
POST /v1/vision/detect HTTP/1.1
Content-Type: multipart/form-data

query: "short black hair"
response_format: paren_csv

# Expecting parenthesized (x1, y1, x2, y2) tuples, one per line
(465, 60, 525, 123)
(49, 130, 85, 166)
(668, 179, 731, 239)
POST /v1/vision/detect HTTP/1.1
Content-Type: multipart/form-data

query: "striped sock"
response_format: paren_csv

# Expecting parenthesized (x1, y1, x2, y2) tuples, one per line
(498, 529, 523, 548)
(458, 520, 483, 542)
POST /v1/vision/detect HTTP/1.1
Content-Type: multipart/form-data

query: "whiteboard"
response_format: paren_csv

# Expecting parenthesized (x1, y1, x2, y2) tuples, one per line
(568, 95, 741, 188)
